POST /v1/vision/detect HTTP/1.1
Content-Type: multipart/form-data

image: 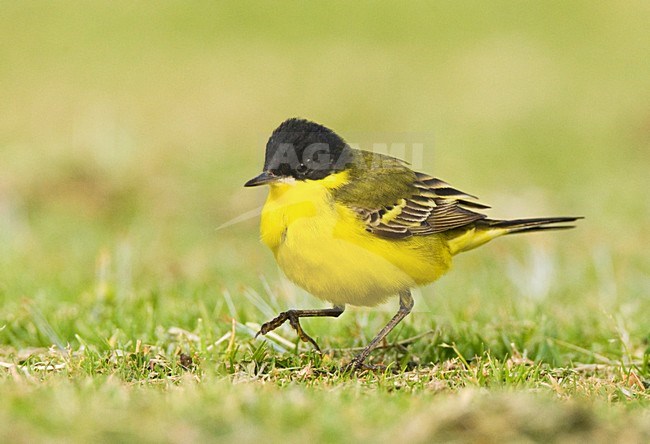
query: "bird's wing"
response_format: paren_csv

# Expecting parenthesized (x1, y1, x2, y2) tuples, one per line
(347, 172, 490, 239)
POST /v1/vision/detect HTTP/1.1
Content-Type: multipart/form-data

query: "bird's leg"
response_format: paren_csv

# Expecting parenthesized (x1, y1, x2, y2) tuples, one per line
(349, 290, 414, 370)
(256, 305, 345, 351)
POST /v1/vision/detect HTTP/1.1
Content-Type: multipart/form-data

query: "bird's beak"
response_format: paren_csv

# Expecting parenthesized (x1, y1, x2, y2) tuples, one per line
(244, 171, 278, 187)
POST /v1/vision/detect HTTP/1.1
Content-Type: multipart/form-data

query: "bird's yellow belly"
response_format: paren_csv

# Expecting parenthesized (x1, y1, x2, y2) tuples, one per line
(260, 180, 452, 307)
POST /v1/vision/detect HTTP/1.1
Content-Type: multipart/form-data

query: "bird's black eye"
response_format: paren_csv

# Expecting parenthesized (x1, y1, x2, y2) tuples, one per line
(296, 163, 308, 174)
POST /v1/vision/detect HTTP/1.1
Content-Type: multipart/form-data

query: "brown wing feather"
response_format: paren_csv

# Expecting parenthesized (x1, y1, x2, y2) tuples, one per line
(358, 172, 489, 239)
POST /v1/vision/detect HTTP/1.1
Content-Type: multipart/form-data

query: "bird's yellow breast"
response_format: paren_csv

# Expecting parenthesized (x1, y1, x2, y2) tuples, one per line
(259, 172, 453, 307)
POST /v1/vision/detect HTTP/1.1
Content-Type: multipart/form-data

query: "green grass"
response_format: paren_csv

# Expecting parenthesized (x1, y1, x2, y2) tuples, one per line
(1, 1, 650, 442)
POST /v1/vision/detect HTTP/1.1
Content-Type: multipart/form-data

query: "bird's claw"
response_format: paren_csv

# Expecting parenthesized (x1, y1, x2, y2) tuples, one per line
(256, 310, 322, 351)
(343, 359, 386, 373)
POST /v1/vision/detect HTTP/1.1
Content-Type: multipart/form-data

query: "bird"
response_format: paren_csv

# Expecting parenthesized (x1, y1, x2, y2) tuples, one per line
(245, 117, 580, 370)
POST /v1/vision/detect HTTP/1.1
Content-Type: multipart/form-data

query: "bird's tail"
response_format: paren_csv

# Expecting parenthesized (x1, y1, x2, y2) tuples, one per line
(482, 216, 582, 235)
(447, 216, 582, 254)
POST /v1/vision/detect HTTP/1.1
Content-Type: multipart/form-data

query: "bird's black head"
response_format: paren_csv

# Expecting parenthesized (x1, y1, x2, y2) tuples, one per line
(245, 118, 353, 187)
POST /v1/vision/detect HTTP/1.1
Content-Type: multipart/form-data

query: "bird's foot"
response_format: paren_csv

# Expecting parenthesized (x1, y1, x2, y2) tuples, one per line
(343, 358, 387, 374)
(256, 310, 321, 351)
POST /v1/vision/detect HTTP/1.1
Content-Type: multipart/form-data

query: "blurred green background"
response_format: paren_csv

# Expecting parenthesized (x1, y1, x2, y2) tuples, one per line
(1, 1, 649, 349)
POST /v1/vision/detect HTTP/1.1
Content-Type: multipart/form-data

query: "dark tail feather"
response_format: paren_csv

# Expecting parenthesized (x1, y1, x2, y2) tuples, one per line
(481, 216, 583, 235)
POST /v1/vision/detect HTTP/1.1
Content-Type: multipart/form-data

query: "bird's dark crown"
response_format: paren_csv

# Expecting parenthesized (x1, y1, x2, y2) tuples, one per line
(263, 118, 353, 181)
